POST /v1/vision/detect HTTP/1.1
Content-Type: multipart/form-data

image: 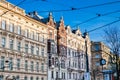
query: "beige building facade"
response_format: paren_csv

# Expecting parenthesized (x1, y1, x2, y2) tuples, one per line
(0, 0, 48, 80)
(66, 26, 91, 80)
(91, 42, 110, 80)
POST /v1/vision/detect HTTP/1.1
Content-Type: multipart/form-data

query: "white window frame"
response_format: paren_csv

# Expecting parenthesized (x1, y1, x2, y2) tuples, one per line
(1, 20, 6, 30)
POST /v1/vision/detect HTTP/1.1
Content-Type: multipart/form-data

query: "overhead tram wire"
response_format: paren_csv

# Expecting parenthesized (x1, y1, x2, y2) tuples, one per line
(73, 9, 120, 27)
(87, 19, 120, 33)
(36, 0, 120, 13)
(0, 0, 26, 17)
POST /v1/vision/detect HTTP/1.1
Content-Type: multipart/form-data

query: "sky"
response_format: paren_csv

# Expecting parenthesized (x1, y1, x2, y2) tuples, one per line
(7, 0, 120, 42)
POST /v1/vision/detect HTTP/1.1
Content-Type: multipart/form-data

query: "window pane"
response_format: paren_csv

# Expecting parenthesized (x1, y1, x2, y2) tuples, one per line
(17, 26, 21, 34)
(9, 58, 13, 70)
(0, 56, 5, 70)
(25, 60, 28, 71)
(1, 37, 6, 48)
(25, 44, 28, 53)
(36, 47, 39, 55)
(24, 76, 27, 80)
(25, 29, 29, 37)
(31, 46, 34, 54)
(41, 47, 44, 57)
(41, 63, 44, 72)
(36, 33, 39, 41)
(9, 23, 14, 32)
(36, 62, 39, 72)
(31, 61, 34, 71)
(17, 59, 20, 70)
(1, 20, 6, 30)
(17, 42, 21, 51)
(10, 39, 14, 49)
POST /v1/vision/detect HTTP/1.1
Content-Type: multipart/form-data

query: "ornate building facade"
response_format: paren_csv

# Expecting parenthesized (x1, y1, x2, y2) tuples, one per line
(91, 42, 110, 80)
(66, 26, 91, 80)
(0, 1, 92, 80)
(0, 0, 48, 80)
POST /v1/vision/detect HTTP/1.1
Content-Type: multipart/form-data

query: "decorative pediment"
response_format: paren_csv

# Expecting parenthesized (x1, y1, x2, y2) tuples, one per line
(47, 12, 55, 27)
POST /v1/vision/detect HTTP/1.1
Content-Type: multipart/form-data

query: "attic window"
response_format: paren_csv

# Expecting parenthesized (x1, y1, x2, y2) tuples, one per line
(37, 26, 39, 28)
(78, 33, 80, 36)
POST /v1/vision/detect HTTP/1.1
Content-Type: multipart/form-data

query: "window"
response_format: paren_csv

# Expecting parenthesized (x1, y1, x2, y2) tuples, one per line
(16, 75, 20, 80)
(31, 46, 34, 54)
(36, 47, 39, 55)
(36, 62, 39, 72)
(1, 20, 6, 30)
(69, 61, 70, 67)
(25, 44, 28, 53)
(17, 42, 21, 51)
(41, 77, 44, 80)
(0, 56, 4, 70)
(62, 72, 64, 79)
(68, 49, 71, 56)
(36, 33, 39, 41)
(25, 60, 28, 71)
(31, 31, 34, 39)
(69, 73, 71, 79)
(49, 32, 52, 39)
(0, 75, 3, 80)
(17, 59, 20, 70)
(9, 23, 14, 32)
(41, 35, 44, 42)
(56, 72, 58, 78)
(94, 44, 100, 51)
(95, 54, 100, 58)
(36, 77, 39, 80)
(9, 58, 13, 70)
(31, 61, 34, 71)
(24, 76, 27, 80)
(96, 62, 100, 66)
(64, 73, 65, 79)
(41, 47, 44, 57)
(17, 26, 21, 34)
(25, 29, 29, 37)
(30, 76, 33, 80)
(61, 60, 65, 68)
(41, 63, 44, 72)
(1, 37, 6, 48)
(9, 39, 14, 50)
(51, 71, 54, 78)
(81, 62, 84, 69)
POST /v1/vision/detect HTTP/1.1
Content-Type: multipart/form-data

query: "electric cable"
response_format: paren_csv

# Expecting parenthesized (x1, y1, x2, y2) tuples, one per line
(87, 19, 120, 33)
(73, 9, 120, 27)
(35, 0, 120, 13)
(0, 0, 26, 17)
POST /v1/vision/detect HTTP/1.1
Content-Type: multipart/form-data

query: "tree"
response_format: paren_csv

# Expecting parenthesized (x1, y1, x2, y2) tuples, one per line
(104, 26, 120, 80)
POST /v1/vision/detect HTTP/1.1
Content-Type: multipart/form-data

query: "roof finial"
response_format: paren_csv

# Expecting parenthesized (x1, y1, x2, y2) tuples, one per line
(49, 12, 52, 16)
(60, 16, 63, 21)
(78, 26, 80, 30)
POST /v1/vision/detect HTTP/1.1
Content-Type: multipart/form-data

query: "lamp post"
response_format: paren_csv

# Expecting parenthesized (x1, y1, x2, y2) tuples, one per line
(82, 31, 91, 80)
(100, 51, 120, 80)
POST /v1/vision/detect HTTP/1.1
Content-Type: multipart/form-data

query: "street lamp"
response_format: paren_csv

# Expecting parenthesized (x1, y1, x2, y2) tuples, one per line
(82, 31, 91, 80)
(100, 51, 119, 80)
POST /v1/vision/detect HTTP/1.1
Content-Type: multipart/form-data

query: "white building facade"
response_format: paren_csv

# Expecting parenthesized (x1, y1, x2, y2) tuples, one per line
(66, 26, 91, 80)
(0, 0, 48, 80)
